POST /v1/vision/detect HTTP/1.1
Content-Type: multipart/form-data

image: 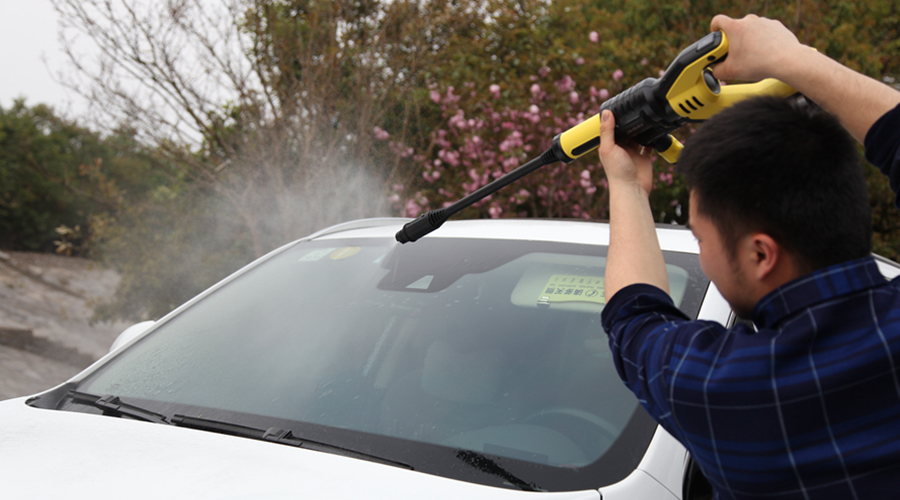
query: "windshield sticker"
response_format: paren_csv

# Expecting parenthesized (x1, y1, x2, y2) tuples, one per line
(538, 275, 605, 305)
(298, 248, 337, 262)
(330, 246, 362, 260)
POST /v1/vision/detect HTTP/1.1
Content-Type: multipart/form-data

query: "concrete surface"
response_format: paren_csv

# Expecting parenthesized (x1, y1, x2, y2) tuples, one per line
(0, 250, 131, 400)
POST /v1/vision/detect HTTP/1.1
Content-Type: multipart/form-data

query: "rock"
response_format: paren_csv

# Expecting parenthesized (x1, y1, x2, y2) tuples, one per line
(0, 251, 132, 400)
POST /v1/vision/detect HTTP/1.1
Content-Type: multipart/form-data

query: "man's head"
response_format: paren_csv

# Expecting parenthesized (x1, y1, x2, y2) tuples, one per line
(677, 96, 871, 315)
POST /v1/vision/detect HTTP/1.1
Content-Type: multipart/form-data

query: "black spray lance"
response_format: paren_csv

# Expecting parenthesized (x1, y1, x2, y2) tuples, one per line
(396, 31, 798, 244)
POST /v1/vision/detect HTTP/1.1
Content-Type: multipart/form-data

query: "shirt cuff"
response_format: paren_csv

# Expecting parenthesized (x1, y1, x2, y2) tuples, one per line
(864, 103, 900, 209)
(601, 283, 676, 332)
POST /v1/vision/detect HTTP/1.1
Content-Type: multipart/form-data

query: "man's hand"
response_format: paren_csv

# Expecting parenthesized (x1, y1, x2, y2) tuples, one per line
(709, 14, 900, 143)
(598, 110, 654, 195)
(600, 110, 669, 300)
(709, 15, 804, 83)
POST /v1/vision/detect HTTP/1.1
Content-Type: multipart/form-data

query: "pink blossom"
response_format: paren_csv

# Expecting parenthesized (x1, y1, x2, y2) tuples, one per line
(589, 31, 599, 43)
(430, 90, 441, 103)
(489, 84, 500, 97)
(641, 58, 649, 66)
(569, 91, 579, 104)
(599, 88, 610, 100)
(502, 157, 520, 169)
(555, 75, 576, 93)
(530, 83, 541, 95)
(612, 69, 624, 81)
(580, 170, 592, 189)
(576, 57, 585, 66)
(422, 170, 433, 182)
(404, 199, 422, 218)
(373, 126, 390, 141)
(538, 66, 550, 78)
(529, 104, 540, 114)
(488, 205, 502, 218)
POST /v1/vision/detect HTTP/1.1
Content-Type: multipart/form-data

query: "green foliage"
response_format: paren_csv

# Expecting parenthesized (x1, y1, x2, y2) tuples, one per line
(0, 101, 118, 251)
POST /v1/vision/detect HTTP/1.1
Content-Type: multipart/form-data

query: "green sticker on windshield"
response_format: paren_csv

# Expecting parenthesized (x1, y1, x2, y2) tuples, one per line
(538, 274, 605, 305)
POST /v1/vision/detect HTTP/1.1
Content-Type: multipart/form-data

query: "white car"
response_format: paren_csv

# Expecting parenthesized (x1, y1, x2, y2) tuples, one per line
(3, 218, 898, 499)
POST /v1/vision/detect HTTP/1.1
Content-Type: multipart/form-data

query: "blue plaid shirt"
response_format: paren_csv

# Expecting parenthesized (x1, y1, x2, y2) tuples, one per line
(601, 256, 900, 499)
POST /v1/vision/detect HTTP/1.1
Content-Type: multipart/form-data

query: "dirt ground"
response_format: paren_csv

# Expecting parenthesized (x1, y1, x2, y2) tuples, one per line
(0, 250, 131, 400)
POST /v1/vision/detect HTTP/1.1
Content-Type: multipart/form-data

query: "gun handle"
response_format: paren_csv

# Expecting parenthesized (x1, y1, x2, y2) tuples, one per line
(650, 134, 684, 164)
(716, 78, 798, 108)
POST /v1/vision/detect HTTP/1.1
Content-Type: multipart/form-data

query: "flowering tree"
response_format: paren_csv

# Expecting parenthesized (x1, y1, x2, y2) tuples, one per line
(377, 0, 899, 230)
(378, 0, 694, 224)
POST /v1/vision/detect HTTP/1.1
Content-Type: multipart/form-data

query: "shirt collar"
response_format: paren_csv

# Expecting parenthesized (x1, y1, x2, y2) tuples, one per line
(752, 256, 888, 329)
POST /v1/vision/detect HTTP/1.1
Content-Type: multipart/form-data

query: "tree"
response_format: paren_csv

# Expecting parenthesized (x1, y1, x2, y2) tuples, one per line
(0, 100, 163, 252)
(383, 0, 900, 254)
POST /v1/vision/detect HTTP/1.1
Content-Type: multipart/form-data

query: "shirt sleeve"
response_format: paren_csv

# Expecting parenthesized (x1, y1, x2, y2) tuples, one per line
(865, 102, 900, 208)
(600, 283, 723, 437)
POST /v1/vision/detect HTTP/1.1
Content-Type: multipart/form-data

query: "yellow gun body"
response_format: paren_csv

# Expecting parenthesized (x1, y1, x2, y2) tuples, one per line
(552, 32, 798, 164)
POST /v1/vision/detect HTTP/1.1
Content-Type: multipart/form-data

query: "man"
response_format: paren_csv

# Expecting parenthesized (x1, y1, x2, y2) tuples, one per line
(598, 14, 900, 500)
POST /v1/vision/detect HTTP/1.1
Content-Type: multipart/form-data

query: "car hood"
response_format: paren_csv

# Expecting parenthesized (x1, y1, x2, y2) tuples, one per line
(0, 396, 601, 499)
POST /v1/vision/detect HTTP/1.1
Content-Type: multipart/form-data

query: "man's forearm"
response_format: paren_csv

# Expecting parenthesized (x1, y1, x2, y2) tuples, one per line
(772, 49, 900, 144)
(598, 110, 670, 302)
(605, 180, 669, 300)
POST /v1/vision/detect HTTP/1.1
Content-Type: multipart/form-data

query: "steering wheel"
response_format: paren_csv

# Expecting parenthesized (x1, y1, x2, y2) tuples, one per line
(523, 407, 620, 454)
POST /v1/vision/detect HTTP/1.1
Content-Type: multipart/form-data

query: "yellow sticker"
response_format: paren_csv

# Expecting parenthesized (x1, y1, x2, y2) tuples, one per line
(538, 274, 605, 305)
(329, 246, 362, 260)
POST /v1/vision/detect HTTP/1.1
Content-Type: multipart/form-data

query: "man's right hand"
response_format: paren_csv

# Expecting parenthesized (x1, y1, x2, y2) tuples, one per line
(709, 15, 804, 84)
(710, 13, 900, 143)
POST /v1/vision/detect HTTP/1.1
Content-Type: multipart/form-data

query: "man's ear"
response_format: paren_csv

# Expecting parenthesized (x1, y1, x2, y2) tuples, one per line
(746, 233, 780, 281)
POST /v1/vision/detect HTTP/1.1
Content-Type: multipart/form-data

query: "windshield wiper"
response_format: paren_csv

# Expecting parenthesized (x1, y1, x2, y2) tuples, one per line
(65, 390, 170, 425)
(171, 414, 413, 470)
(455, 450, 543, 492)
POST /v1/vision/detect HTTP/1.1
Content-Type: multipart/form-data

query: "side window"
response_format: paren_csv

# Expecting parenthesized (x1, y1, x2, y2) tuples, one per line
(683, 456, 714, 500)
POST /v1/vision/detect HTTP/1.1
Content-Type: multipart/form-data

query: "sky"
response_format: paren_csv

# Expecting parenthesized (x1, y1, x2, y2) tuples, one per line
(0, 0, 91, 118)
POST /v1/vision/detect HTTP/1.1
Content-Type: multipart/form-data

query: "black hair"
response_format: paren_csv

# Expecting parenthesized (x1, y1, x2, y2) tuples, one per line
(676, 96, 871, 272)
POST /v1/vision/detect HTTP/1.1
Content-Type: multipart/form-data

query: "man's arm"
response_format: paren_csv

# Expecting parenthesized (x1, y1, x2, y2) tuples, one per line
(599, 110, 669, 300)
(710, 14, 900, 144)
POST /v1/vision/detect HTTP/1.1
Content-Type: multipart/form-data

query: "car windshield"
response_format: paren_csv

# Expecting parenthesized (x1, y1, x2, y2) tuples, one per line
(73, 235, 708, 491)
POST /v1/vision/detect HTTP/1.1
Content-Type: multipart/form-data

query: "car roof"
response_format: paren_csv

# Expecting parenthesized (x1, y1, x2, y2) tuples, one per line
(304, 217, 700, 255)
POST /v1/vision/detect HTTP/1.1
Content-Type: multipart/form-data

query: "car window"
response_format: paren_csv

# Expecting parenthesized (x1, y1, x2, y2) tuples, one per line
(74, 236, 708, 491)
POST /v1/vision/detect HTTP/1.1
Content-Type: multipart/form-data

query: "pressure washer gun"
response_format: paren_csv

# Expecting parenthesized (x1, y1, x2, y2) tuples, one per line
(396, 30, 799, 244)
